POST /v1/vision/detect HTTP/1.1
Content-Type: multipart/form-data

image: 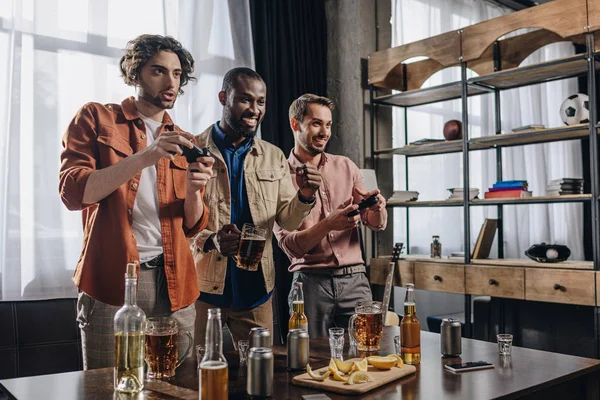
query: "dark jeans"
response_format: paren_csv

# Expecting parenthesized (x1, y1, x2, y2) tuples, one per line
(289, 269, 372, 339)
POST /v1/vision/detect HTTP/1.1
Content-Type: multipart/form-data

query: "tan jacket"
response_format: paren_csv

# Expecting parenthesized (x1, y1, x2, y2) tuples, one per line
(191, 126, 314, 295)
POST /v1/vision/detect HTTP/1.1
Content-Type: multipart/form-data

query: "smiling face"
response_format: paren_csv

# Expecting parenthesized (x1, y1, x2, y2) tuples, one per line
(293, 103, 332, 156)
(136, 50, 181, 110)
(219, 76, 266, 138)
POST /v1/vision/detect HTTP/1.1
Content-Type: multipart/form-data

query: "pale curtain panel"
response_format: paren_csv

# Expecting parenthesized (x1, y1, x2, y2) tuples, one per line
(391, 0, 583, 261)
(0, 0, 254, 301)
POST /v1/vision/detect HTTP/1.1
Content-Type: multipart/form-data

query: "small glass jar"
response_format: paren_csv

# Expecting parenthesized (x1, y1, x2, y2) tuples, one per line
(431, 235, 442, 258)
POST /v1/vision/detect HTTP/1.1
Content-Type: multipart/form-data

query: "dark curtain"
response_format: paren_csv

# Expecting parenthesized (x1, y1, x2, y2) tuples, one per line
(250, 0, 328, 340)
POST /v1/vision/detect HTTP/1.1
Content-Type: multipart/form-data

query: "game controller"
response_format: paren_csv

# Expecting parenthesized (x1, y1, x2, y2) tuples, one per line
(347, 193, 379, 217)
(179, 144, 211, 163)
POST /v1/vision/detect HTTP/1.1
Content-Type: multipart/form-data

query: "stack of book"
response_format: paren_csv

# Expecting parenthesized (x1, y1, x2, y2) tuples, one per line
(388, 190, 419, 202)
(546, 178, 584, 196)
(484, 180, 532, 199)
(447, 188, 480, 200)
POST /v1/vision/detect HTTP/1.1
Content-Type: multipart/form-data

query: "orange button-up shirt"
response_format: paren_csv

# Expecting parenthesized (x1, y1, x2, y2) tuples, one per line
(59, 97, 208, 311)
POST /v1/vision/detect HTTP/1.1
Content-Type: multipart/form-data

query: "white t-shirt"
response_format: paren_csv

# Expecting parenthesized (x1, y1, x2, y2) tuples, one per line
(132, 113, 163, 263)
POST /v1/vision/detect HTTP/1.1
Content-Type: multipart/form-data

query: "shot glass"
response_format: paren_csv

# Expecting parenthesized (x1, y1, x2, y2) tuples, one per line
(196, 345, 206, 369)
(394, 335, 401, 355)
(497, 334, 513, 356)
(238, 339, 250, 366)
(329, 327, 345, 360)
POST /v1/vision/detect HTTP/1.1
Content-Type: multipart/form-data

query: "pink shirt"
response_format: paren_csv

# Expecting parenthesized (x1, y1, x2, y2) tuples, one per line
(274, 151, 387, 272)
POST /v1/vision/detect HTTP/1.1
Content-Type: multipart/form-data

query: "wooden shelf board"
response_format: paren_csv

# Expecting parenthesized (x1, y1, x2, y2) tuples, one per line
(470, 194, 591, 206)
(468, 54, 596, 90)
(471, 258, 594, 270)
(375, 125, 592, 157)
(387, 200, 463, 207)
(373, 82, 490, 108)
(397, 255, 593, 270)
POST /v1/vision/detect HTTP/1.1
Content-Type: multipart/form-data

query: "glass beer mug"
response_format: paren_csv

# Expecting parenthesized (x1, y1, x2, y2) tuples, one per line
(235, 223, 267, 271)
(348, 300, 384, 352)
(144, 316, 193, 379)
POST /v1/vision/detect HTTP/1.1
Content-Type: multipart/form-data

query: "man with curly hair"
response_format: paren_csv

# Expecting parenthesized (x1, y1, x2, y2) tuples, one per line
(59, 34, 214, 369)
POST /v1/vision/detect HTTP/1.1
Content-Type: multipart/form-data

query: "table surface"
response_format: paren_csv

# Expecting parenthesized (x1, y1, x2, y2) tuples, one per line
(1, 327, 600, 399)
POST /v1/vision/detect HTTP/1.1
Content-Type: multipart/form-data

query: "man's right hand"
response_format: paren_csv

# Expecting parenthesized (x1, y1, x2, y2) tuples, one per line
(211, 224, 242, 256)
(325, 200, 360, 231)
(139, 131, 196, 167)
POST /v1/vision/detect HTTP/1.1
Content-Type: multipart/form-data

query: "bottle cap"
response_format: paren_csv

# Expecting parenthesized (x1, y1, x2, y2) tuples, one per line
(125, 262, 137, 278)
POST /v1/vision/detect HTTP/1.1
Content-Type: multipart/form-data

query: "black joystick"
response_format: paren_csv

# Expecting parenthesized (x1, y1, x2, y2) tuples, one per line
(347, 193, 379, 217)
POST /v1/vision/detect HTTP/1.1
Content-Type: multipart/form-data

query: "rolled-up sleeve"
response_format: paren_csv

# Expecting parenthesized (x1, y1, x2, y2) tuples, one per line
(274, 223, 306, 259)
(59, 104, 98, 211)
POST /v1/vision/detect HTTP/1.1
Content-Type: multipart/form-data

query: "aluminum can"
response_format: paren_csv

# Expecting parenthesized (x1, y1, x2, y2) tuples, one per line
(287, 329, 309, 371)
(249, 327, 271, 348)
(440, 318, 462, 357)
(247, 347, 273, 397)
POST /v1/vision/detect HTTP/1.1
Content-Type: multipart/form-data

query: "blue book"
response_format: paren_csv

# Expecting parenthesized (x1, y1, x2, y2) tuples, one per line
(493, 180, 528, 189)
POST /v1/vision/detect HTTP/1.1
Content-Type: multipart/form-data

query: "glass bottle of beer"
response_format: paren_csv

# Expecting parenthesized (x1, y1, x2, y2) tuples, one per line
(289, 282, 308, 332)
(200, 308, 228, 400)
(400, 283, 421, 365)
(114, 263, 146, 393)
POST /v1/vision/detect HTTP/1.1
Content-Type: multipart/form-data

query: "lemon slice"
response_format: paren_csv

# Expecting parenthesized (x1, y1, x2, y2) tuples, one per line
(331, 369, 348, 382)
(306, 364, 331, 381)
(366, 356, 397, 370)
(347, 371, 373, 385)
(334, 358, 354, 373)
(353, 358, 369, 372)
(386, 353, 404, 368)
(328, 358, 339, 374)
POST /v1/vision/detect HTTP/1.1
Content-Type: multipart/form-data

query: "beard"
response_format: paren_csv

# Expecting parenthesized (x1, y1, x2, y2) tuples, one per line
(139, 81, 176, 110)
(223, 107, 259, 138)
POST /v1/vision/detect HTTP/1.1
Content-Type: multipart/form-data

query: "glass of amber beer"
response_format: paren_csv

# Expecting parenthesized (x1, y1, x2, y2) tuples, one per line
(348, 300, 383, 352)
(144, 317, 193, 379)
(235, 223, 267, 271)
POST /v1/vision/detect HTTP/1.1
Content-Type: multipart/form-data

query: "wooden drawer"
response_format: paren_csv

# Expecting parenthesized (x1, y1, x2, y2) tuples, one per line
(414, 263, 465, 294)
(465, 266, 524, 299)
(369, 258, 414, 287)
(525, 269, 595, 306)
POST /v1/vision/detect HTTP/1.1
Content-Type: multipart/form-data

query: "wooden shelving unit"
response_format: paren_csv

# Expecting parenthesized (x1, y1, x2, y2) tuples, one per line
(367, 0, 600, 348)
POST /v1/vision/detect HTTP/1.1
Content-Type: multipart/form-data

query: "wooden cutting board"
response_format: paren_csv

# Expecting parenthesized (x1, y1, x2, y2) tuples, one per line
(292, 358, 417, 395)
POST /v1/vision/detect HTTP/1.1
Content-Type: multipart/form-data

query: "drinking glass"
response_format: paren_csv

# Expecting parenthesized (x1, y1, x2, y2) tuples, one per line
(497, 334, 513, 356)
(238, 340, 250, 366)
(144, 317, 193, 379)
(329, 327, 345, 360)
(235, 223, 267, 271)
(394, 335, 401, 355)
(348, 300, 383, 351)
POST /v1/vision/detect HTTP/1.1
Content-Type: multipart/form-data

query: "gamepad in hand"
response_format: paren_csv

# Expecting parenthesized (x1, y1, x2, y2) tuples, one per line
(347, 193, 379, 217)
(179, 144, 211, 172)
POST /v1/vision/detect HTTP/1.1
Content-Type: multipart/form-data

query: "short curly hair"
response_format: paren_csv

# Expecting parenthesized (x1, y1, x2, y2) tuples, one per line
(119, 34, 196, 95)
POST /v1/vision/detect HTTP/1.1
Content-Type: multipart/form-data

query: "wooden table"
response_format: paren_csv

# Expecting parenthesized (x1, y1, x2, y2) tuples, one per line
(1, 326, 599, 399)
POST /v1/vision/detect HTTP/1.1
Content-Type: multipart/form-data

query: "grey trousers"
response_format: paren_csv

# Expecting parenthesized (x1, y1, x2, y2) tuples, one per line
(76, 265, 196, 370)
(289, 269, 372, 339)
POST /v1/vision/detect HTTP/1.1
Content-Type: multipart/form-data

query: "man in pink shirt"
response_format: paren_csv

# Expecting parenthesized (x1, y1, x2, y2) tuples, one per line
(274, 93, 387, 338)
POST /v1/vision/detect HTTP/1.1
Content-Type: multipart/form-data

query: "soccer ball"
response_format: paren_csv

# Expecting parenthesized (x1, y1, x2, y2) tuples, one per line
(559, 93, 589, 125)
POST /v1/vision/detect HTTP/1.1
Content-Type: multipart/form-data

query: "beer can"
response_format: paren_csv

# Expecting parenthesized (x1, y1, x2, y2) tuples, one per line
(287, 329, 309, 371)
(249, 327, 271, 348)
(440, 318, 462, 357)
(247, 347, 273, 397)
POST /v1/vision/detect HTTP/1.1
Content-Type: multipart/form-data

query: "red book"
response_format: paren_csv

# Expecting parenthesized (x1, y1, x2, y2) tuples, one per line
(484, 190, 532, 199)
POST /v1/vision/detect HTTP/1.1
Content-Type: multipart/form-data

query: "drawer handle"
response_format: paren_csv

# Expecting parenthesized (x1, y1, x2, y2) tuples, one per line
(433, 275, 443, 282)
(553, 284, 565, 291)
(489, 279, 498, 286)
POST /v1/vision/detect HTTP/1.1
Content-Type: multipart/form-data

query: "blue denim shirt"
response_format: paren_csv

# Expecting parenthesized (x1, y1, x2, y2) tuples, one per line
(198, 122, 272, 310)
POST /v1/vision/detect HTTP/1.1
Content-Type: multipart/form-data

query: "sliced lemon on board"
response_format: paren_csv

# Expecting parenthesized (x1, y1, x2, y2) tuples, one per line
(306, 364, 331, 381)
(328, 358, 339, 374)
(386, 353, 404, 368)
(366, 356, 398, 370)
(347, 371, 373, 385)
(331, 369, 348, 382)
(333, 358, 354, 373)
(353, 358, 369, 372)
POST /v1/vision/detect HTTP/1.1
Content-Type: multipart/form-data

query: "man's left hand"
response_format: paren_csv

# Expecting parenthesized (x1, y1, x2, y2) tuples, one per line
(186, 156, 215, 194)
(354, 187, 386, 213)
(296, 164, 322, 201)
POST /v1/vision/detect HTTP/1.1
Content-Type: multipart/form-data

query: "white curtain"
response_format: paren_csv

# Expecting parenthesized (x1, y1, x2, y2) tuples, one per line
(391, 0, 584, 261)
(0, 0, 254, 301)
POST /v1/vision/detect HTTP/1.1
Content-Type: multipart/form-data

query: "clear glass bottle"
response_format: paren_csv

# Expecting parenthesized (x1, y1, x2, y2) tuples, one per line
(114, 263, 146, 393)
(400, 283, 421, 365)
(430, 235, 442, 258)
(289, 282, 308, 332)
(199, 308, 228, 400)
